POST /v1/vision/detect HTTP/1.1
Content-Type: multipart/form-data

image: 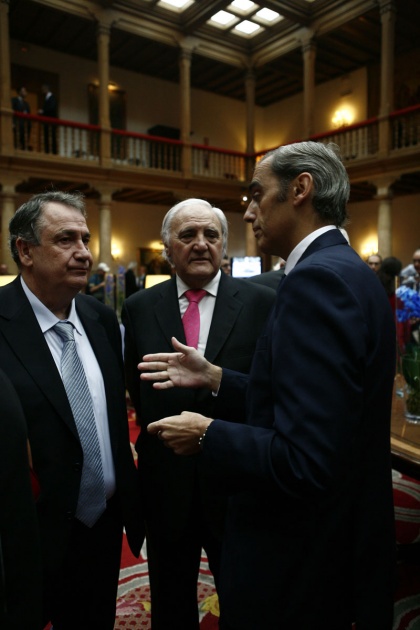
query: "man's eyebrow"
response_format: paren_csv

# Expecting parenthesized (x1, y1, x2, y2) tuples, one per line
(249, 181, 260, 193)
(56, 229, 91, 238)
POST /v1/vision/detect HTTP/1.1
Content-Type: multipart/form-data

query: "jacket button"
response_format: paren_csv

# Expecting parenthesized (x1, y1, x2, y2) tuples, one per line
(66, 511, 73, 521)
(73, 462, 81, 472)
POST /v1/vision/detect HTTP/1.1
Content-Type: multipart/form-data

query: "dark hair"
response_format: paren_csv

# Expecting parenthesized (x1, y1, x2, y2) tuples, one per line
(9, 190, 86, 266)
(260, 141, 350, 226)
(377, 256, 402, 296)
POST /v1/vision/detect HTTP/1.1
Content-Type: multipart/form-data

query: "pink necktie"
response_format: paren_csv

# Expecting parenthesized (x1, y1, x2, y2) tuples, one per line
(182, 289, 207, 349)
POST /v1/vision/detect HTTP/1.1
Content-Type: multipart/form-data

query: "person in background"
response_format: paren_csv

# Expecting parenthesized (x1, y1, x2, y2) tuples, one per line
(366, 253, 382, 273)
(0, 191, 143, 629)
(220, 256, 231, 275)
(0, 263, 9, 275)
(377, 256, 403, 311)
(38, 83, 58, 154)
(0, 368, 43, 630)
(137, 264, 147, 290)
(11, 86, 31, 150)
(88, 262, 110, 303)
(125, 261, 139, 298)
(122, 198, 275, 629)
(400, 248, 420, 291)
(142, 142, 396, 630)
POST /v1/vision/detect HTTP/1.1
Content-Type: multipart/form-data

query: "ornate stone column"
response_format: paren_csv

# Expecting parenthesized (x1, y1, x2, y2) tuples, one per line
(97, 22, 112, 166)
(245, 67, 256, 181)
(0, 0, 14, 154)
(301, 32, 316, 139)
(179, 42, 194, 178)
(378, 0, 396, 154)
(371, 176, 396, 257)
(0, 176, 19, 272)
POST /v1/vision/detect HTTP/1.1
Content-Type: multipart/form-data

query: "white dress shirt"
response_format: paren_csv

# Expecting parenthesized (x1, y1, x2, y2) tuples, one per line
(20, 277, 116, 499)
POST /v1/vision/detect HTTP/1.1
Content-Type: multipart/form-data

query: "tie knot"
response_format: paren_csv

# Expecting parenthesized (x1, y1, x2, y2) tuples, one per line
(184, 289, 207, 304)
(54, 321, 75, 342)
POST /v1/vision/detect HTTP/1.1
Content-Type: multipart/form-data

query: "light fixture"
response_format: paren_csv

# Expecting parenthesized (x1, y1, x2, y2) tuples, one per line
(360, 238, 378, 258)
(331, 106, 354, 128)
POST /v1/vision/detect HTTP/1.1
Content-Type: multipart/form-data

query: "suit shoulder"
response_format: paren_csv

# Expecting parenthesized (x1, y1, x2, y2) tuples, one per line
(233, 277, 276, 299)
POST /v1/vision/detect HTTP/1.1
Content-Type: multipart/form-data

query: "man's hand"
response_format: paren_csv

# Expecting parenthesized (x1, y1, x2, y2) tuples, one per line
(148, 412, 213, 455)
(138, 336, 222, 391)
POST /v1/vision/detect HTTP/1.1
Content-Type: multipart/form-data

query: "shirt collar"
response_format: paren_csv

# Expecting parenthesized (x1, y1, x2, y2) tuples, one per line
(284, 225, 336, 275)
(176, 269, 221, 298)
(20, 276, 80, 334)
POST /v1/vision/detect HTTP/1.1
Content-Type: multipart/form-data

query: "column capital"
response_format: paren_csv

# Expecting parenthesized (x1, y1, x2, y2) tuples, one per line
(0, 174, 21, 195)
(97, 21, 111, 38)
(96, 184, 115, 203)
(179, 36, 198, 58)
(378, 0, 397, 17)
(300, 27, 316, 53)
(370, 175, 396, 198)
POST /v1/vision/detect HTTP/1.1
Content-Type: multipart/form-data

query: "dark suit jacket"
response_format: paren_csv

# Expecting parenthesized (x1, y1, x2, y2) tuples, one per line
(247, 268, 285, 290)
(201, 230, 396, 629)
(122, 272, 275, 540)
(0, 278, 143, 575)
(0, 369, 42, 630)
(41, 93, 58, 118)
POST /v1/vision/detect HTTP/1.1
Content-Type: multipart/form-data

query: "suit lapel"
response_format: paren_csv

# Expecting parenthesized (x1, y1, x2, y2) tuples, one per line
(154, 278, 186, 349)
(0, 278, 78, 437)
(205, 274, 243, 363)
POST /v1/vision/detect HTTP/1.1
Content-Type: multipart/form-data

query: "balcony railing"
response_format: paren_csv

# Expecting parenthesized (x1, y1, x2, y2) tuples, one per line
(5, 104, 420, 178)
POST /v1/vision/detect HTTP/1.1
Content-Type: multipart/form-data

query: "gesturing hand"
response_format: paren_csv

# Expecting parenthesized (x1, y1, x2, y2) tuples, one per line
(138, 336, 222, 391)
(148, 412, 213, 455)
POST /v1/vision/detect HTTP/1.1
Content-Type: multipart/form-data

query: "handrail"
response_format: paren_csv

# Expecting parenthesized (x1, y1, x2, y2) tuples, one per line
(6, 104, 420, 174)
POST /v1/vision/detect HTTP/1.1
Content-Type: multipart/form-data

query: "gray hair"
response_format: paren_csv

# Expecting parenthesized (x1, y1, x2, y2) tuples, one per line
(161, 198, 228, 264)
(9, 190, 87, 266)
(261, 141, 350, 226)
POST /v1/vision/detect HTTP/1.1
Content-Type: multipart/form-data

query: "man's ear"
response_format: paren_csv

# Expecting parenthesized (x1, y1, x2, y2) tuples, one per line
(292, 173, 313, 202)
(15, 237, 33, 268)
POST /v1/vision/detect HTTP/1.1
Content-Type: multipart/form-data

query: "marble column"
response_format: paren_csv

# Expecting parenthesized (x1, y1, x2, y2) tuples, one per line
(179, 45, 193, 178)
(378, 0, 396, 154)
(0, 177, 19, 272)
(0, 0, 14, 154)
(96, 187, 114, 268)
(245, 67, 256, 181)
(97, 22, 111, 166)
(372, 176, 396, 258)
(302, 33, 316, 139)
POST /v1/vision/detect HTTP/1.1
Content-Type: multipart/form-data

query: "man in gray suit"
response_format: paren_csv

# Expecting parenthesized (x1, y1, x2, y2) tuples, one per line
(122, 198, 275, 629)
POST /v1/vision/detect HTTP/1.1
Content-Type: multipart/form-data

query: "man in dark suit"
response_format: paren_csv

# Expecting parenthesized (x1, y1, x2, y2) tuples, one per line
(11, 86, 31, 150)
(0, 191, 142, 630)
(0, 368, 43, 630)
(38, 83, 58, 153)
(122, 198, 275, 629)
(144, 143, 397, 629)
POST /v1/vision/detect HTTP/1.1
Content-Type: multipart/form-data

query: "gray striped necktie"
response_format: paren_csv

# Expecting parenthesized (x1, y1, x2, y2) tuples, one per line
(54, 321, 106, 527)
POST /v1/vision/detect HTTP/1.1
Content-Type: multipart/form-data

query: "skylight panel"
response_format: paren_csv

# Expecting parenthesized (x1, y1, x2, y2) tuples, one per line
(229, 0, 257, 13)
(255, 8, 281, 22)
(234, 20, 262, 35)
(209, 10, 238, 27)
(157, 0, 194, 11)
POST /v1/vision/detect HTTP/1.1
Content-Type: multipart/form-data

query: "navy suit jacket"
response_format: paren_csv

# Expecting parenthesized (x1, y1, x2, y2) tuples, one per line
(0, 278, 143, 574)
(202, 230, 396, 629)
(122, 272, 276, 540)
